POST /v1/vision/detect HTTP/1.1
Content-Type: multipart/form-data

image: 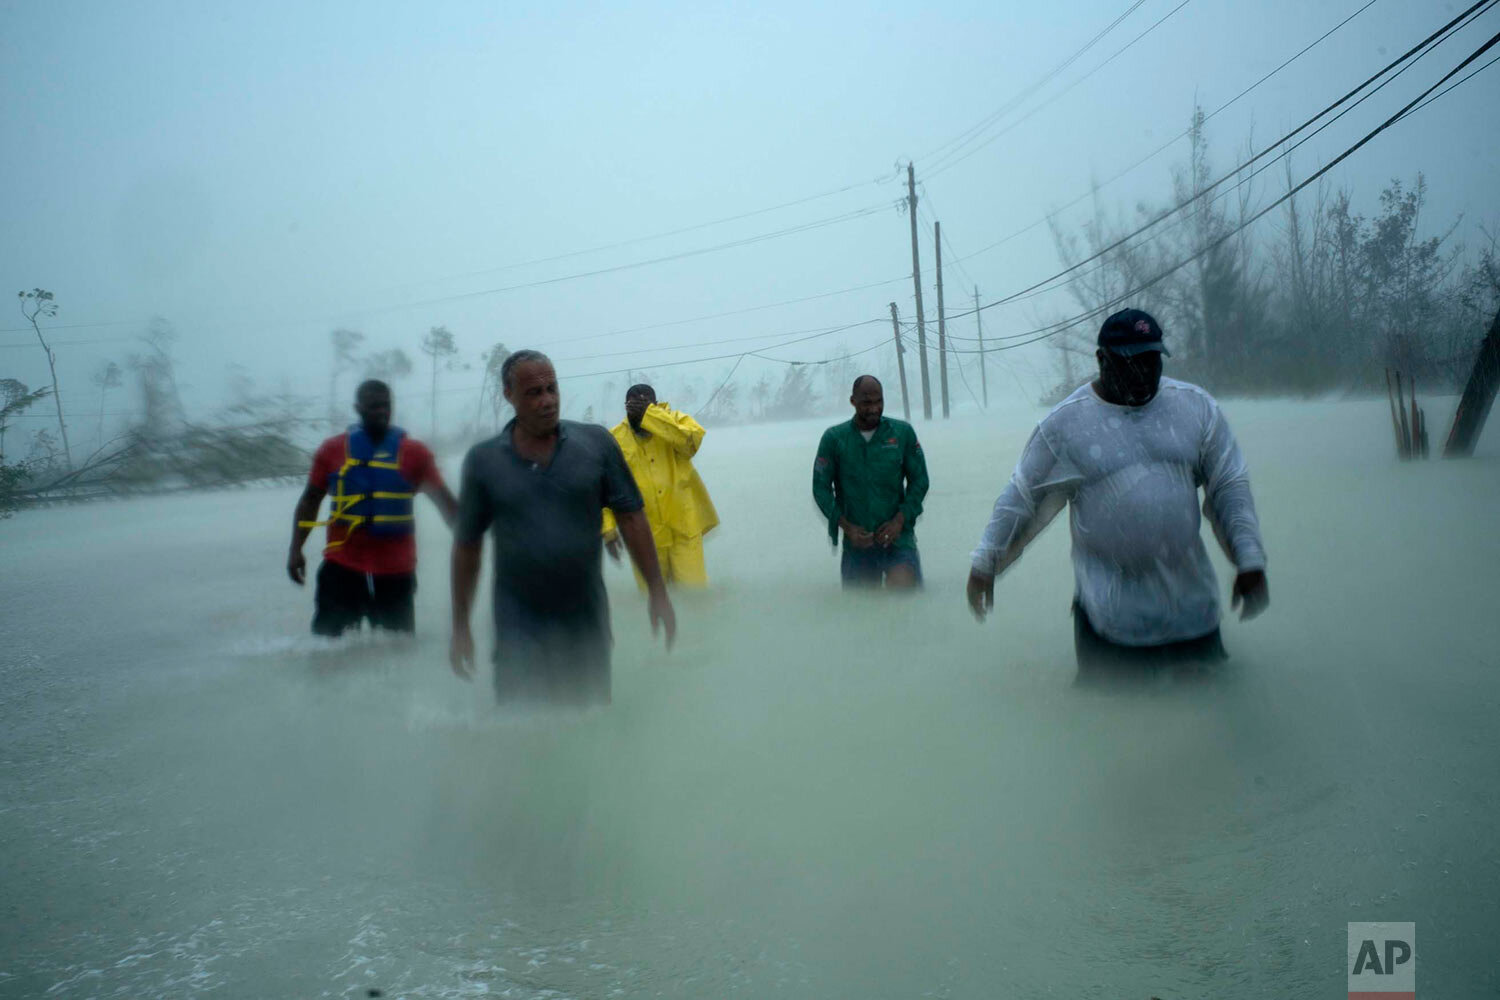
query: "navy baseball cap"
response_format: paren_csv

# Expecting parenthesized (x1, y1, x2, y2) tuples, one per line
(1098, 308, 1170, 357)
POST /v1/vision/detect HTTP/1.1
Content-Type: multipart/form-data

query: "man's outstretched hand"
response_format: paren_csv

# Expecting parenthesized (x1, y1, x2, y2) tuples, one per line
(648, 586, 677, 649)
(1231, 569, 1270, 621)
(966, 569, 995, 622)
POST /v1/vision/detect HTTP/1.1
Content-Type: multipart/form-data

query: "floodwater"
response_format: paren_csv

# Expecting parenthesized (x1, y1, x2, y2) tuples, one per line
(2, 397, 1498, 998)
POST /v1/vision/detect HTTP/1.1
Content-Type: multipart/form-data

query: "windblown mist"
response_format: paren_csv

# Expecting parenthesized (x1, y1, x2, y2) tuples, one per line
(3, 399, 1497, 998)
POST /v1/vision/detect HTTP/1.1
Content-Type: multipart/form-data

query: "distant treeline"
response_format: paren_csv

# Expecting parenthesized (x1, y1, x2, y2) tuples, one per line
(7, 109, 1497, 514)
(1041, 109, 1499, 401)
(1, 321, 308, 516)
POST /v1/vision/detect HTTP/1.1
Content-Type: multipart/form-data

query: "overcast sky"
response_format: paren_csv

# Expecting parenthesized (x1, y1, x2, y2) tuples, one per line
(2, 0, 1496, 432)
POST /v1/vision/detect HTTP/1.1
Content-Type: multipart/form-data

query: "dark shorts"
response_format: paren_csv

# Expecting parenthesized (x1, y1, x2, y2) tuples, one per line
(312, 560, 416, 636)
(840, 544, 922, 588)
(1072, 601, 1227, 683)
(492, 629, 612, 707)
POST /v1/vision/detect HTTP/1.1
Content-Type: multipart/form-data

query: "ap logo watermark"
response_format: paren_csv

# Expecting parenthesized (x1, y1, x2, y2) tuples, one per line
(1348, 922, 1415, 999)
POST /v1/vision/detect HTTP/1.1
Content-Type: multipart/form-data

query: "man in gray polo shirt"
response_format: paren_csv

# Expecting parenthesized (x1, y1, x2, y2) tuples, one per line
(449, 350, 675, 705)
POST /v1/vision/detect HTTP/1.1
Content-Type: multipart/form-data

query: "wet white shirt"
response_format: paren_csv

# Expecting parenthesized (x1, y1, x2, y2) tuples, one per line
(971, 378, 1266, 646)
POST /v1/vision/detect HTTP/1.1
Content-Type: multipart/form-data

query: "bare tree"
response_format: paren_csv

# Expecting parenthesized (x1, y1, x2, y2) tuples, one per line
(475, 343, 511, 430)
(90, 360, 123, 448)
(751, 374, 773, 420)
(329, 328, 365, 428)
(18, 289, 71, 467)
(364, 348, 414, 383)
(131, 320, 186, 440)
(420, 325, 458, 438)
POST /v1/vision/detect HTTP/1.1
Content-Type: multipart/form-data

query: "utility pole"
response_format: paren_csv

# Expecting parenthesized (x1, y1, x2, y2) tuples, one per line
(889, 302, 911, 421)
(934, 221, 949, 419)
(1444, 305, 1500, 457)
(906, 163, 931, 419)
(974, 287, 988, 408)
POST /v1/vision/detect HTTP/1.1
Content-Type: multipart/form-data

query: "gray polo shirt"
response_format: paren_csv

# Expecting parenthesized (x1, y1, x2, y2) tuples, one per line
(456, 419, 644, 643)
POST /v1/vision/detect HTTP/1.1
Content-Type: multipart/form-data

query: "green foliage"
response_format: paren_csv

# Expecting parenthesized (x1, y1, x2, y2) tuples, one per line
(420, 325, 457, 360)
(773, 364, 818, 419)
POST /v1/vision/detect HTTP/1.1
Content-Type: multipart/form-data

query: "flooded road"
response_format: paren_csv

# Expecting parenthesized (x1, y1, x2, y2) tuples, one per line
(3, 398, 1498, 998)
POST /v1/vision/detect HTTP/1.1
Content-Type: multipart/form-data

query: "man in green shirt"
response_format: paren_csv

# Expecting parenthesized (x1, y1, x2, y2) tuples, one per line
(812, 375, 930, 589)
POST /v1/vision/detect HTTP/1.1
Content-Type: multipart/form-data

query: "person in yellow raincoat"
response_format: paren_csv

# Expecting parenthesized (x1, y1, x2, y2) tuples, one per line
(601, 384, 719, 587)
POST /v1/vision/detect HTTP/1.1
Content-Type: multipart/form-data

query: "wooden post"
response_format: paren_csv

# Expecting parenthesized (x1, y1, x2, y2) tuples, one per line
(1410, 376, 1422, 459)
(1385, 368, 1405, 459)
(889, 302, 911, 421)
(1395, 371, 1412, 460)
(935, 221, 949, 419)
(1444, 306, 1500, 457)
(906, 164, 931, 419)
(974, 286, 988, 409)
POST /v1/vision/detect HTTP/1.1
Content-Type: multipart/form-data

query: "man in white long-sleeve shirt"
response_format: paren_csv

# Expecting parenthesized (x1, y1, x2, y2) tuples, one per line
(967, 309, 1270, 679)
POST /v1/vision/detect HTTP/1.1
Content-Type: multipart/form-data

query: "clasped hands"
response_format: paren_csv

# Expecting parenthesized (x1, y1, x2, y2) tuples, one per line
(842, 512, 904, 550)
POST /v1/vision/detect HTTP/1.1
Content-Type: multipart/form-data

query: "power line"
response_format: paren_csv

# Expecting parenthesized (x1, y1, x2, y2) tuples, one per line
(932, 0, 1392, 271)
(541, 272, 911, 348)
(0, 199, 898, 344)
(914, 0, 1150, 171)
(1394, 50, 1500, 121)
(0, 0, 1400, 355)
(924, 0, 1198, 180)
(940, 0, 1497, 326)
(940, 25, 1500, 355)
(423, 173, 899, 286)
(0, 336, 136, 350)
(915, 192, 980, 292)
(938, 6, 1478, 342)
(280, 201, 901, 320)
(5, 0, 1483, 399)
(561, 318, 889, 382)
(38, 16, 1487, 423)
(552, 319, 879, 363)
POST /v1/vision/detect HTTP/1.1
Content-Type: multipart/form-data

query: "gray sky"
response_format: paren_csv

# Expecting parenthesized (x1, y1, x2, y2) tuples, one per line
(2, 0, 1497, 431)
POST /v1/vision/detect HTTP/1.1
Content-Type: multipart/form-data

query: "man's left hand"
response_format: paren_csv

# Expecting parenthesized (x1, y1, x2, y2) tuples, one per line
(874, 512, 905, 547)
(1231, 569, 1270, 621)
(648, 586, 677, 649)
(966, 569, 995, 622)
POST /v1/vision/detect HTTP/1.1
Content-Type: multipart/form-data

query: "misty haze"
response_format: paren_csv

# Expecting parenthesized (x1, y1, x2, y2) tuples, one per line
(3, 2, 1498, 998)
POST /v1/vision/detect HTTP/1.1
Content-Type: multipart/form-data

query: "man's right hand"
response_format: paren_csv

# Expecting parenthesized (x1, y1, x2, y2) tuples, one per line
(287, 549, 306, 586)
(648, 585, 677, 649)
(966, 569, 995, 622)
(604, 535, 622, 562)
(841, 520, 875, 549)
(449, 624, 476, 680)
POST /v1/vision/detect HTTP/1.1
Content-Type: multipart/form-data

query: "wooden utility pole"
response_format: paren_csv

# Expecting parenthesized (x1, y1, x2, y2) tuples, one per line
(1444, 305, 1500, 457)
(934, 221, 949, 419)
(974, 286, 988, 408)
(906, 164, 931, 419)
(889, 302, 911, 421)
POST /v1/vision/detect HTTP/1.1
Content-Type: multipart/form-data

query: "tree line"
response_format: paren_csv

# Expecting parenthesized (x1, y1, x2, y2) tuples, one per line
(1044, 108, 1500, 400)
(7, 110, 1496, 511)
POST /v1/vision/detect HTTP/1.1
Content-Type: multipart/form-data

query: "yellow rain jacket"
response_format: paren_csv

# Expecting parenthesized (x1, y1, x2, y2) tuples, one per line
(601, 403, 719, 547)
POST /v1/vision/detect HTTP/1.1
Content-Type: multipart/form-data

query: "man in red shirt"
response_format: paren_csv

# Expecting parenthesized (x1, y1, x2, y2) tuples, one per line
(287, 380, 458, 636)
